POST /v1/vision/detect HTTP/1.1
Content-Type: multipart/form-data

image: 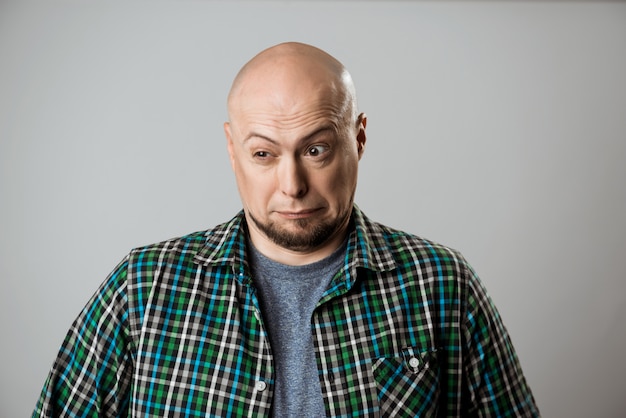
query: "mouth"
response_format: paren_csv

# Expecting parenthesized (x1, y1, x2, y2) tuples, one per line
(275, 208, 322, 220)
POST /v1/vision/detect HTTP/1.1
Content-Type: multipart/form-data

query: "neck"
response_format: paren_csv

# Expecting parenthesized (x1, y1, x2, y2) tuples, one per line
(247, 221, 349, 267)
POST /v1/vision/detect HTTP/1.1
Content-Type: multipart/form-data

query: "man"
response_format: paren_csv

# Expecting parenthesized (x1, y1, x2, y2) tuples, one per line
(33, 42, 539, 417)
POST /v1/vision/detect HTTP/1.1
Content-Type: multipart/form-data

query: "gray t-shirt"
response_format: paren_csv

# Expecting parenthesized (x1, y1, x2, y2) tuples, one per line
(249, 241, 346, 418)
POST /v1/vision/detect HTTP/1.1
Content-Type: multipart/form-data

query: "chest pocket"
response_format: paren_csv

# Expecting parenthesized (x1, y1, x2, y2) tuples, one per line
(372, 346, 440, 417)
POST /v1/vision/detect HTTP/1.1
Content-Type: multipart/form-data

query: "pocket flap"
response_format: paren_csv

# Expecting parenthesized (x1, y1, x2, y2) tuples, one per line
(400, 346, 438, 374)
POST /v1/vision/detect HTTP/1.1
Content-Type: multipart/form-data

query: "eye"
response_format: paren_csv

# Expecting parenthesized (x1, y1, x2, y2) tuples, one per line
(306, 145, 328, 157)
(253, 150, 270, 158)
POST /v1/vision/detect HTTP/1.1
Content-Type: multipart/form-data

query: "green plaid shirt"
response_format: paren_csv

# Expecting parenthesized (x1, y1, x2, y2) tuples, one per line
(33, 206, 539, 417)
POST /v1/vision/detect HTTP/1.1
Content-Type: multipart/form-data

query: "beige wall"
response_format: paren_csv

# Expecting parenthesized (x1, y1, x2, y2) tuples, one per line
(1, 1, 625, 416)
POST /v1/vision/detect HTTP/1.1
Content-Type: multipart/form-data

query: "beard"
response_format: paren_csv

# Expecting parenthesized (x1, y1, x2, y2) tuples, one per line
(247, 208, 351, 252)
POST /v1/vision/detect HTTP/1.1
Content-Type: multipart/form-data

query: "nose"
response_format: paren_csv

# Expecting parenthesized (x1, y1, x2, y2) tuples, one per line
(278, 156, 308, 198)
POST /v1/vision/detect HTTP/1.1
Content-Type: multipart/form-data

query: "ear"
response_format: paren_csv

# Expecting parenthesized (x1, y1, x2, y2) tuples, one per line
(224, 122, 236, 171)
(356, 113, 367, 159)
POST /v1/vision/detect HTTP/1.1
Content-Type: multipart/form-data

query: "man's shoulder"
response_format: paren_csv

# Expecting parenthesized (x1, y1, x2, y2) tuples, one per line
(358, 216, 474, 294)
(128, 229, 210, 261)
(357, 209, 465, 266)
(125, 212, 244, 269)
(384, 225, 465, 267)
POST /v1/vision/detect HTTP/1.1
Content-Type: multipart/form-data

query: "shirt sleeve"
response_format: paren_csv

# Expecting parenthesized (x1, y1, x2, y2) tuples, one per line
(32, 257, 134, 418)
(462, 264, 540, 417)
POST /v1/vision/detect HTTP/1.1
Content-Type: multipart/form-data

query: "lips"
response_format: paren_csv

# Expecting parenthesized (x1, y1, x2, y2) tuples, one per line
(275, 208, 322, 219)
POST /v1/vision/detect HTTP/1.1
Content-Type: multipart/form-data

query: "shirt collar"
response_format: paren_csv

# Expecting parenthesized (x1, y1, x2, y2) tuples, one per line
(349, 205, 397, 272)
(193, 205, 397, 284)
(193, 211, 250, 283)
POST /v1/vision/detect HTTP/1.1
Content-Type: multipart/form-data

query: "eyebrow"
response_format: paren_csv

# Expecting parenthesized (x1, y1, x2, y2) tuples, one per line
(244, 126, 335, 145)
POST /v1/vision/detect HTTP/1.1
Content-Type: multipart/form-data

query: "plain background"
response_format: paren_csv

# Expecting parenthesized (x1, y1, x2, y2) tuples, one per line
(1, 1, 625, 416)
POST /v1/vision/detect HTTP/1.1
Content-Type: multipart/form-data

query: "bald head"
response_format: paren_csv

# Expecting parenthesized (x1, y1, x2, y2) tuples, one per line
(223, 42, 367, 261)
(227, 42, 358, 124)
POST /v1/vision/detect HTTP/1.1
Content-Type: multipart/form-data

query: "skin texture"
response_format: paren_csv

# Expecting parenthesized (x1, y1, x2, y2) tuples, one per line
(225, 42, 367, 265)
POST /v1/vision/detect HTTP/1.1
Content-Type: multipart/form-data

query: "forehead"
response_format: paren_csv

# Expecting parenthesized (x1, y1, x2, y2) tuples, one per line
(232, 81, 348, 135)
(229, 54, 352, 126)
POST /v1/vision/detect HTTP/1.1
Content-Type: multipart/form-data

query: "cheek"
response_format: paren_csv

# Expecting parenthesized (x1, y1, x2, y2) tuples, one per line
(236, 164, 274, 202)
(319, 161, 358, 199)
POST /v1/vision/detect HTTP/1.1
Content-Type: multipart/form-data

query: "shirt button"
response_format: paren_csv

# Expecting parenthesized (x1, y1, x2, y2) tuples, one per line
(408, 357, 420, 368)
(255, 380, 267, 392)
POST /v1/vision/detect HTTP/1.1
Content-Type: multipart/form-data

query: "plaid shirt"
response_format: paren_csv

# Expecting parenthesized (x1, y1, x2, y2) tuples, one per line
(33, 206, 539, 417)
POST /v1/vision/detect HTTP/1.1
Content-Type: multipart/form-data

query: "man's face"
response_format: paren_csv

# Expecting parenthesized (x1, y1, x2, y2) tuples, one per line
(225, 75, 366, 253)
